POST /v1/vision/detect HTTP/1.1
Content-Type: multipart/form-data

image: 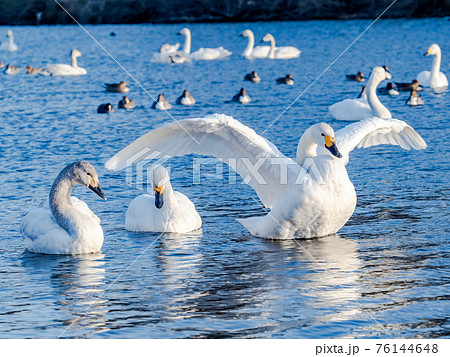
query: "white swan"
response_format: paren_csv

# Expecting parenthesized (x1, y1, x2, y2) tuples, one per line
(125, 166, 201, 233)
(151, 43, 183, 63)
(262, 34, 301, 60)
(105, 114, 426, 239)
(178, 28, 232, 61)
(241, 29, 270, 59)
(0, 30, 18, 52)
(329, 66, 392, 121)
(417, 44, 448, 89)
(40, 49, 87, 76)
(21, 161, 107, 254)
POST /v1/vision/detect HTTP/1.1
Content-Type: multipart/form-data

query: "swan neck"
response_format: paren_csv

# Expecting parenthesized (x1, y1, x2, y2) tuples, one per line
(268, 37, 275, 58)
(71, 55, 78, 68)
(296, 133, 317, 166)
(183, 30, 191, 54)
(49, 174, 76, 234)
(367, 75, 391, 118)
(431, 51, 441, 79)
(243, 33, 255, 57)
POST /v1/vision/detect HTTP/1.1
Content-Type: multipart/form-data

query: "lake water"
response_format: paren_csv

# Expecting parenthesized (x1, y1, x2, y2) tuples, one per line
(0, 19, 449, 338)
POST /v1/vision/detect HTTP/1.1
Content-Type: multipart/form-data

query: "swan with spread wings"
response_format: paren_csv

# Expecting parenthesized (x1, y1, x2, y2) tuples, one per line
(106, 114, 426, 239)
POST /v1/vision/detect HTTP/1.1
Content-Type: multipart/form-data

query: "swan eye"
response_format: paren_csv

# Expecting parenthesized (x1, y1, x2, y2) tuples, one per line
(321, 133, 325, 136)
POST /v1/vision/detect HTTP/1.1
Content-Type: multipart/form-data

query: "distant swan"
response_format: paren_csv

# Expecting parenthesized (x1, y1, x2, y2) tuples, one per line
(40, 49, 87, 76)
(124, 166, 201, 233)
(178, 28, 232, 61)
(329, 66, 392, 121)
(0, 30, 18, 52)
(21, 161, 106, 254)
(262, 33, 301, 60)
(417, 44, 448, 89)
(241, 29, 270, 59)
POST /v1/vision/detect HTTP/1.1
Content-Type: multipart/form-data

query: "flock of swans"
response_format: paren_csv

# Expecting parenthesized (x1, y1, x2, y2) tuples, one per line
(5, 27, 445, 255)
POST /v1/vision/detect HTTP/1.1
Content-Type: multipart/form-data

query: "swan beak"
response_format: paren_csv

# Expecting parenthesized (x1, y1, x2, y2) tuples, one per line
(89, 184, 107, 200)
(424, 49, 431, 56)
(325, 136, 342, 158)
(154, 185, 164, 209)
(386, 72, 392, 80)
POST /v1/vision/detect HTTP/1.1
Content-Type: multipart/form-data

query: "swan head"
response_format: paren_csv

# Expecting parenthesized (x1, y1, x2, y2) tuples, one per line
(370, 66, 392, 83)
(240, 29, 252, 38)
(424, 44, 440, 56)
(262, 34, 274, 43)
(67, 161, 106, 200)
(178, 28, 190, 36)
(6, 30, 13, 38)
(153, 166, 170, 209)
(309, 123, 342, 158)
(71, 49, 82, 58)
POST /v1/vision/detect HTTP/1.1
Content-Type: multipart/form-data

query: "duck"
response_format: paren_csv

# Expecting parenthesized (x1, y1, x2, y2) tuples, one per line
(151, 43, 184, 63)
(231, 88, 251, 104)
(240, 29, 270, 59)
(118, 96, 135, 109)
(244, 71, 261, 83)
(395, 79, 423, 92)
(262, 34, 301, 59)
(40, 49, 87, 76)
(21, 161, 106, 254)
(169, 53, 190, 64)
(0, 30, 18, 52)
(346, 71, 365, 82)
(417, 44, 448, 89)
(176, 90, 196, 106)
(329, 66, 392, 121)
(151, 94, 172, 110)
(104, 81, 129, 93)
(4, 64, 19, 75)
(276, 74, 294, 85)
(406, 90, 424, 106)
(357, 86, 367, 99)
(378, 82, 399, 96)
(124, 166, 201, 233)
(178, 28, 232, 61)
(97, 103, 115, 114)
(0, 61, 4, 68)
(26, 66, 42, 74)
(105, 113, 426, 239)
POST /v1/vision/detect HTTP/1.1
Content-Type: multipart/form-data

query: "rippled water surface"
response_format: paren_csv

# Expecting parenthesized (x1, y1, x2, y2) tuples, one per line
(0, 19, 449, 338)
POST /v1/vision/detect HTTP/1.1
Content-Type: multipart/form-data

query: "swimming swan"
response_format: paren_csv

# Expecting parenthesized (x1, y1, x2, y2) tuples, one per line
(105, 113, 426, 239)
(178, 28, 232, 61)
(329, 66, 392, 121)
(21, 161, 107, 254)
(241, 29, 270, 59)
(417, 44, 448, 89)
(0, 30, 18, 52)
(40, 49, 87, 76)
(262, 34, 301, 60)
(125, 166, 201, 233)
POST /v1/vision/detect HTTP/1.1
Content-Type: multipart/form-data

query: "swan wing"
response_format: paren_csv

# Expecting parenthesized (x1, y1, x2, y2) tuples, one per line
(106, 113, 298, 208)
(335, 117, 427, 164)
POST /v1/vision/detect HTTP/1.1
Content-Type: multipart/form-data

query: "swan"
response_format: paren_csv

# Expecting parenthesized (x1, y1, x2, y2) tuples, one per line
(118, 96, 135, 109)
(40, 49, 87, 76)
(378, 82, 399, 96)
(231, 88, 251, 104)
(124, 166, 201, 233)
(329, 66, 392, 121)
(406, 90, 424, 106)
(21, 161, 107, 254)
(262, 34, 301, 60)
(346, 72, 365, 82)
(241, 29, 270, 59)
(244, 71, 261, 83)
(105, 113, 426, 239)
(97, 103, 115, 114)
(276, 74, 294, 85)
(176, 90, 196, 106)
(152, 94, 172, 110)
(151, 43, 184, 63)
(417, 44, 448, 89)
(4, 64, 19, 75)
(160, 43, 180, 53)
(0, 30, 18, 52)
(178, 28, 232, 61)
(104, 81, 129, 93)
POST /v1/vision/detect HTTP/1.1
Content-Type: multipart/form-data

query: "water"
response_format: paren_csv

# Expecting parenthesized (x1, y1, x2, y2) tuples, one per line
(0, 19, 449, 338)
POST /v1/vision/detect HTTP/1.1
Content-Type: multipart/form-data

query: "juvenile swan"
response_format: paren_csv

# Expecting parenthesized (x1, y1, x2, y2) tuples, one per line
(125, 166, 202, 233)
(40, 49, 87, 76)
(417, 44, 448, 89)
(105, 114, 426, 240)
(21, 161, 107, 254)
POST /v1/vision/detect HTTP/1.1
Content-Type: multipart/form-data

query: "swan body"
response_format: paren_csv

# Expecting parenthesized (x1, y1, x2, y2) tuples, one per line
(262, 34, 301, 60)
(0, 30, 18, 51)
(176, 90, 196, 106)
(40, 49, 87, 76)
(329, 66, 392, 121)
(417, 44, 448, 89)
(241, 29, 270, 59)
(105, 113, 426, 239)
(118, 96, 135, 109)
(152, 94, 172, 110)
(178, 28, 232, 61)
(232, 88, 251, 104)
(125, 166, 201, 233)
(21, 161, 106, 254)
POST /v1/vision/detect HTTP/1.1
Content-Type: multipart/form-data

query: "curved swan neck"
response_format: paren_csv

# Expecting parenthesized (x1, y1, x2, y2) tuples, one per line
(367, 75, 391, 119)
(268, 36, 276, 58)
(243, 32, 255, 57)
(431, 49, 441, 80)
(182, 30, 191, 54)
(49, 171, 77, 234)
(71, 54, 78, 68)
(296, 131, 317, 166)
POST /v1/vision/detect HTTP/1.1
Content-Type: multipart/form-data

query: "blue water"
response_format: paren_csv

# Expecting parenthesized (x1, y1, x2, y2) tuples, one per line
(0, 19, 449, 338)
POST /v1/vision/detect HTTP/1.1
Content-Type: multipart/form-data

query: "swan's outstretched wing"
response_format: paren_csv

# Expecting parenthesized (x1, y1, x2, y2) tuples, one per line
(335, 117, 427, 164)
(106, 114, 299, 208)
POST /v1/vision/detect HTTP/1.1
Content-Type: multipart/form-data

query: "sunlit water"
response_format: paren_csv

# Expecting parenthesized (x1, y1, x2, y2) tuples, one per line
(0, 19, 449, 338)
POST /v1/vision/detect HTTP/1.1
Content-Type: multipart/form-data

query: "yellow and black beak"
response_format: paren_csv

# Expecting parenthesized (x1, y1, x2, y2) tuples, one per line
(89, 183, 107, 200)
(424, 48, 431, 56)
(325, 135, 342, 158)
(154, 185, 164, 209)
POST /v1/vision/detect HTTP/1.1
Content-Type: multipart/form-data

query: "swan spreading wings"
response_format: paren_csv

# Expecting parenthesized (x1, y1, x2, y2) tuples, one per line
(106, 114, 426, 239)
